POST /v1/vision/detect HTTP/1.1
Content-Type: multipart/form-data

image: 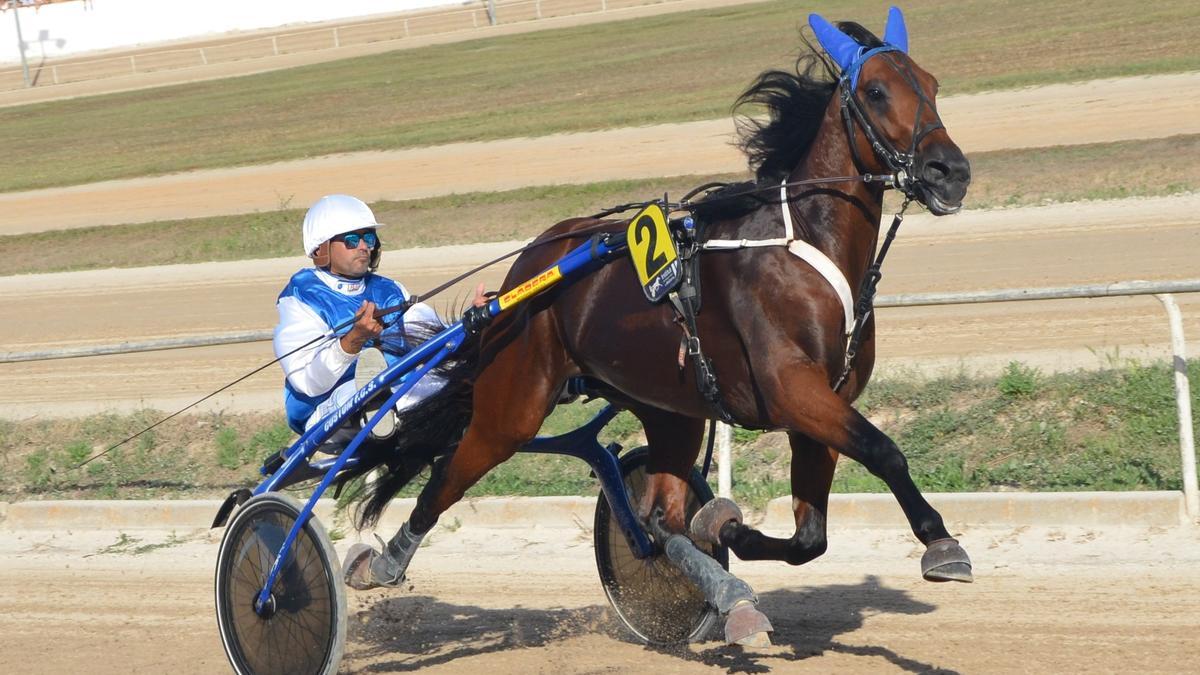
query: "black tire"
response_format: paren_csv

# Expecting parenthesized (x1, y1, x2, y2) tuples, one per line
(594, 446, 728, 644)
(215, 493, 347, 675)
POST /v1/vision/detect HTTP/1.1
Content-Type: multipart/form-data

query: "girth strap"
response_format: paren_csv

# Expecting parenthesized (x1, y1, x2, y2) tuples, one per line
(668, 226, 734, 424)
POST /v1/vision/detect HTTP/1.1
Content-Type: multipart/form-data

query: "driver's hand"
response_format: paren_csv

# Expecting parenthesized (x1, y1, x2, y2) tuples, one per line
(340, 301, 383, 354)
(472, 282, 490, 308)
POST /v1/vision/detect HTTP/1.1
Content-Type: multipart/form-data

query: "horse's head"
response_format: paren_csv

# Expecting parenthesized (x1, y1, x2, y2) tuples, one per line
(810, 7, 970, 215)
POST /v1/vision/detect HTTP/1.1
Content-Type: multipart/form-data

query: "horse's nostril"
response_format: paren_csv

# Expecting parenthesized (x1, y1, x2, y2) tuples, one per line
(923, 160, 950, 183)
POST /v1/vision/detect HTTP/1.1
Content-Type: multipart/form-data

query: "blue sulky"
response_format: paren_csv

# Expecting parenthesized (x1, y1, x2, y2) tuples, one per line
(215, 207, 743, 675)
(227, 229, 664, 622)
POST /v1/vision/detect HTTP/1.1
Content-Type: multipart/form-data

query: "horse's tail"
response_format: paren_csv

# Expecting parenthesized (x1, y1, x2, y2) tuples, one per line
(344, 322, 479, 530)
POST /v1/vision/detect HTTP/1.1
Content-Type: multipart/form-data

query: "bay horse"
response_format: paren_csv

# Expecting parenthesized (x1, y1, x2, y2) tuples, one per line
(345, 6, 973, 643)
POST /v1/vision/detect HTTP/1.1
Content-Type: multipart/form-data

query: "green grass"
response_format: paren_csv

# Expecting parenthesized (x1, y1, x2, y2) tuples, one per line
(3, 133, 1198, 276)
(1, 0, 1197, 192)
(4, 361, 1196, 511)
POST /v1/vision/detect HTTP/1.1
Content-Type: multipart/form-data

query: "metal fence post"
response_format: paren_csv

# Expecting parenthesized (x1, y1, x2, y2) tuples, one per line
(1156, 294, 1198, 519)
(10, 3, 30, 87)
(717, 422, 733, 498)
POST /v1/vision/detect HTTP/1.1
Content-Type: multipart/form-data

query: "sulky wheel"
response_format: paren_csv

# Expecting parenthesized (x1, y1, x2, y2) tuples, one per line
(594, 446, 728, 644)
(215, 493, 346, 675)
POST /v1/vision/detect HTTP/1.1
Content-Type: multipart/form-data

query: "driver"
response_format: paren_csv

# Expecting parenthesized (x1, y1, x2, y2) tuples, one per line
(273, 194, 484, 437)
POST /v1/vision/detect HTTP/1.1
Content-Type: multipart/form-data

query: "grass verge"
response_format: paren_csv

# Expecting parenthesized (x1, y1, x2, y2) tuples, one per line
(3, 359, 1196, 511)
(1, 0, 1197, 192)
(3, 134, 1197, 276)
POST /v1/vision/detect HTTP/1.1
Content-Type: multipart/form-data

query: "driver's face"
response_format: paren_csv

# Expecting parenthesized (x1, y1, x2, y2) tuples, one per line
(327, 229, 376, 278)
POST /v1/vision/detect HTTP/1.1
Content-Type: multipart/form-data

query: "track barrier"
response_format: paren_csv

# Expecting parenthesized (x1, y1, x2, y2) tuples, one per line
(4, 278, 1197, 519)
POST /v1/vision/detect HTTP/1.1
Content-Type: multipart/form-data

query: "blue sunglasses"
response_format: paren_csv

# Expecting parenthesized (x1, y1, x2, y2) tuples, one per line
(335, 231, 379, 249)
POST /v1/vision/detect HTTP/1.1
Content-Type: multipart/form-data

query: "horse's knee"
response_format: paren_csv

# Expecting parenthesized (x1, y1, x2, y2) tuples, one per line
(859, 434, 909, 481)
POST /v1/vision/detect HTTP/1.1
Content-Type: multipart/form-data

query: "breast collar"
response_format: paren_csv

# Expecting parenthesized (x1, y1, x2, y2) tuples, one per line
(701, 180, 855, 336)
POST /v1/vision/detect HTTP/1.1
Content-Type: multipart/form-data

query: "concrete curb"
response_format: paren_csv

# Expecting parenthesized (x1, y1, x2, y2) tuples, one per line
(0, 491, 1190, 531)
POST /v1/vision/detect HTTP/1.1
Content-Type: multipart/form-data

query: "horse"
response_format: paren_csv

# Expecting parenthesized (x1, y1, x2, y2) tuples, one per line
(346, 7, 973, 644)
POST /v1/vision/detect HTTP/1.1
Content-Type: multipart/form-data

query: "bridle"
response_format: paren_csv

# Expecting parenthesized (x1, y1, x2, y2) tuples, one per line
(836, 46, 945, 203)
(835, 46, 945, 200)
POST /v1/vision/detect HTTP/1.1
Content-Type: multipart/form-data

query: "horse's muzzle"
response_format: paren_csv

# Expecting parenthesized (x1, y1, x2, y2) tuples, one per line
(916, 144, 971, 216)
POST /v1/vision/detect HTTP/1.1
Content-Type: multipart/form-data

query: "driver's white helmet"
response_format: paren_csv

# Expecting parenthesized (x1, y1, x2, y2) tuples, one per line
(302, 194, 382, 257)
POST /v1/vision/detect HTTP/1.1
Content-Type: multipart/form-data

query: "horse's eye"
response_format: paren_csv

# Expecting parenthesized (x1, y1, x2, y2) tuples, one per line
(866, 87, 886, 102)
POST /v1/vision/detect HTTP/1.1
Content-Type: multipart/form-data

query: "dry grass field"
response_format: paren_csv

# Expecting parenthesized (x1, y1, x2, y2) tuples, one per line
(0, 0, 1196, 192)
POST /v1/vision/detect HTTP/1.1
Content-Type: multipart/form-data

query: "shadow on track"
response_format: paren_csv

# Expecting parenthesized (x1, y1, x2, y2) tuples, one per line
(347, 575, 952, 673)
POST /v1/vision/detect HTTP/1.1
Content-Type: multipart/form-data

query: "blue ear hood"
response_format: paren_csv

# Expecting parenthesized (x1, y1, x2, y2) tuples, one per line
(808, 13, 861, 74)
(883, 6, 909, 54)
(809, 6, 909, 90)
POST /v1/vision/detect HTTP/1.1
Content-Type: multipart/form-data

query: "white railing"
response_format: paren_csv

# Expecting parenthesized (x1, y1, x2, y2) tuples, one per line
(0, 0, 674, 91)
(715, 279, 1198, 518)
(2, 278, 1196, 516)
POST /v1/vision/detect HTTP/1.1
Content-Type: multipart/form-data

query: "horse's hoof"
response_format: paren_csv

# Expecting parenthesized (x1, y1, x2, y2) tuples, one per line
(689, 497, 743, 546)
(724, 600, 773, 647)
(921, 538, 974, 583)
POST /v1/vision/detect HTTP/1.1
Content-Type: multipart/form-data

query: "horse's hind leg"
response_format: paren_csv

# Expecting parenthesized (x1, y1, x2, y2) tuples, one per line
(344, 314, 569, 591)
(711, 432, 838, 566)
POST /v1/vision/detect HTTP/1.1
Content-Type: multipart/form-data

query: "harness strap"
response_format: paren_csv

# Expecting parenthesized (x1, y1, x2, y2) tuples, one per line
(667, 235, 734, 424)
(702, 180, 856, 337)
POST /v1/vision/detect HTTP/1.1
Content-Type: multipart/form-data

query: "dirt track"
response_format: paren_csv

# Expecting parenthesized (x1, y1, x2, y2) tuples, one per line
(3, 194, 1197, 417)
(3, 522, 1198, 673)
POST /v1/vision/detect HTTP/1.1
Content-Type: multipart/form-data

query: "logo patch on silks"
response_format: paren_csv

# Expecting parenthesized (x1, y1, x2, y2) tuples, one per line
(626, 203, 682, 303)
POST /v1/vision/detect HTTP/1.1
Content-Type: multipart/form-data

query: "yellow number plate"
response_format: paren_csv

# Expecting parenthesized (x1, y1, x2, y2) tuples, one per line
(626, 203, 681, 302)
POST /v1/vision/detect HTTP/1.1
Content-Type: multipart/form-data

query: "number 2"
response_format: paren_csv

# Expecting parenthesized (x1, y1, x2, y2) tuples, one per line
(636, 215, 668, 277)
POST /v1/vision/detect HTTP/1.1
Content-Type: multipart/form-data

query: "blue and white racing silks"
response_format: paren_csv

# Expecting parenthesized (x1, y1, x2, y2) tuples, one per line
(273, 267, 445, 433)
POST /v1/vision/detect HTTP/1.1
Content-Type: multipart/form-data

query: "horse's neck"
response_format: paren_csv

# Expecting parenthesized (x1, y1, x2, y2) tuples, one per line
(787, 114, 885, 283)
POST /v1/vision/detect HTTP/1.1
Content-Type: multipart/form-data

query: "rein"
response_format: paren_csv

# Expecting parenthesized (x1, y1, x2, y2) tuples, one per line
(77, 49, 940, 469)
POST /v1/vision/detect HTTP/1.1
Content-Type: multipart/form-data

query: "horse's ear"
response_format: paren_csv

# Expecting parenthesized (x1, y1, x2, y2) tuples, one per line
(884, 6, 909, 53)
(808, 13, 861, 73)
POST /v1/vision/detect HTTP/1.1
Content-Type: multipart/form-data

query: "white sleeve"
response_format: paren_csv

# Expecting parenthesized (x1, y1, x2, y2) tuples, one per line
(273, 296, 357, 397)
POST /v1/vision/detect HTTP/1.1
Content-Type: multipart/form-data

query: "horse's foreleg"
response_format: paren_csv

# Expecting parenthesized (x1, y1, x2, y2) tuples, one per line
(632, 407, 773, 646)
(764, 367, 972, 582)
(632, 406, 706, 532)
(715, 432, 838, 565)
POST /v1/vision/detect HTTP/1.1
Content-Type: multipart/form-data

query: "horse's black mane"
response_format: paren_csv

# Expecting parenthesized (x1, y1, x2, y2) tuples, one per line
(691, 22, 882, 223)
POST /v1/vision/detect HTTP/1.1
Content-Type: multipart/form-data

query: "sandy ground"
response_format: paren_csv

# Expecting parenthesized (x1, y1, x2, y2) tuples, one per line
(3, 521, 1198, 674)
(3, 194, 1197, 417)
(3, 71, 1200, 235)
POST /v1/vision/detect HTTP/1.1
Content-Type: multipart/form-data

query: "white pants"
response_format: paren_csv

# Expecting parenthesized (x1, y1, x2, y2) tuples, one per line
(303, 373, 447, 432)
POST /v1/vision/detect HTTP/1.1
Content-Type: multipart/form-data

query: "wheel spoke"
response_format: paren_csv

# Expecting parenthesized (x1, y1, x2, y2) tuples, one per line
(594, 450, 724, 645)
(217, 495, 343, 675)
